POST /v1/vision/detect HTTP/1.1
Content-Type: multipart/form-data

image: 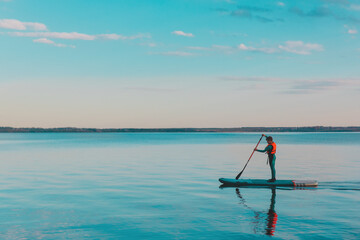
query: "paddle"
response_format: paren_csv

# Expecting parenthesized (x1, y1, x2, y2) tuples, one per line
(235, 134, 264, 179)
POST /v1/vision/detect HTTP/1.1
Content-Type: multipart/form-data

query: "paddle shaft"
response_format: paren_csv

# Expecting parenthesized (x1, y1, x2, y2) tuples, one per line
(235, 135, 264, 179)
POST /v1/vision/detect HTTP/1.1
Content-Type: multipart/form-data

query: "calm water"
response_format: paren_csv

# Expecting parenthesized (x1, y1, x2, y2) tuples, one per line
(0, 133, 359, 239)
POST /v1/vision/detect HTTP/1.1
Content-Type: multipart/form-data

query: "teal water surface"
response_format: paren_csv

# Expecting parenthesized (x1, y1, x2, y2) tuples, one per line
(0, 133, 359, 239)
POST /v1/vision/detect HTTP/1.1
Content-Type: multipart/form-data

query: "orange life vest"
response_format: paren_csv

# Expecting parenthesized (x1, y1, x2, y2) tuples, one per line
(267, 142, 276, 155)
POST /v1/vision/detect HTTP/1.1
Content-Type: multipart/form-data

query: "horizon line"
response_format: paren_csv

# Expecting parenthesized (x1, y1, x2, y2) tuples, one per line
(1, 126, 360, 133)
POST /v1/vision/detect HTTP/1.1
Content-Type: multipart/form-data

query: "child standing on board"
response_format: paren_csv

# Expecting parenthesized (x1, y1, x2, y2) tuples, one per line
(255, 135, 277, 182)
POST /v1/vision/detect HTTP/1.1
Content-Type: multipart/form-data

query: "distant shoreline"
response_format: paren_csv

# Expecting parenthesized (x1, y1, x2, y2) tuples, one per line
(1, 126, 360, 133)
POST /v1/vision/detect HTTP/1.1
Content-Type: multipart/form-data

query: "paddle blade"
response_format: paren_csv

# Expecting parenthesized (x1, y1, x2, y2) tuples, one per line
(235, 171, 243, 180)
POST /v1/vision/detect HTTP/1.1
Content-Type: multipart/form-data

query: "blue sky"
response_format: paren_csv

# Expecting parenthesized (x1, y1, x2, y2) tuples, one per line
(1, 0, 359, 127)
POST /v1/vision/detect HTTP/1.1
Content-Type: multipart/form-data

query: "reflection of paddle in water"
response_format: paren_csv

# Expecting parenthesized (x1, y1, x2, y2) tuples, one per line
(235, 188, 278, 236)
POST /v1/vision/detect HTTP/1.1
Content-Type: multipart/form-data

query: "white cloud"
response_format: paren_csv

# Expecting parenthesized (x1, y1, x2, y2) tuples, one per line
(187, 41, 323, 56)
(220, 76, 360, 94)
(2, 18, 150, 46)
(98, 33, 150, 40)
(277, 2, 285, 6)
(97, 34, 122, 40)
(238, 43, 252, 50)
(33, 38, 75, 48)
(9, 31, 96, 40)
(8, 31, 151, 41)
(291, 80, 340, 92)
(212, 45, 232, 50)
(349, 4, 360, 11)
(278, 41, 323, 55)
(172, 31, 194, 37)
(344, 25, 357, 34)
(211, 45, 236, 54)
(0, 19, 47, 31)
(219, 76, 283, 82)
(238, 43, 277, 54)
(33, 38, 54, 44)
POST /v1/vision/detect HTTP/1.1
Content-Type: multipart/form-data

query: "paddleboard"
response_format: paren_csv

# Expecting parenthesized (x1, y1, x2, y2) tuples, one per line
(219, 178, 318, 187)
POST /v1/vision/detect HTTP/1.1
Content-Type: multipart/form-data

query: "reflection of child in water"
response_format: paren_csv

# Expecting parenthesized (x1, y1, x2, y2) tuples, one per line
(265, 188, 278, 236)
(235, 187, 278, 236)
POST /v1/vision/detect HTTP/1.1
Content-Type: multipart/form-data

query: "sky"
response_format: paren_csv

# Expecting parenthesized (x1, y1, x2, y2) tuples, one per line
(0, 0, 359, 128)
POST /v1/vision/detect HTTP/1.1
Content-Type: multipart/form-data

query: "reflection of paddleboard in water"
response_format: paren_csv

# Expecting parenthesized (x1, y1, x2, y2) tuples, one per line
(220, 178, 318, 187)
(235, 188, 278, 236)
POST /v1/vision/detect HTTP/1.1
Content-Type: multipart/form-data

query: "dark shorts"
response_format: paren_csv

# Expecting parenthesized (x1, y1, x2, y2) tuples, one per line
(268, 154, 275, 165)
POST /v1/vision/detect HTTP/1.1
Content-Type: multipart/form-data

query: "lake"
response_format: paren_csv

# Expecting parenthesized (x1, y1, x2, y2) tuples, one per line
(0, 132, 359, 239)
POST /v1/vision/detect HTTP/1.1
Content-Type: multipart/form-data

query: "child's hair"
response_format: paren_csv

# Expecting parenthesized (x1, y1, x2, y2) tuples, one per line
(266, 136, 273, 141)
